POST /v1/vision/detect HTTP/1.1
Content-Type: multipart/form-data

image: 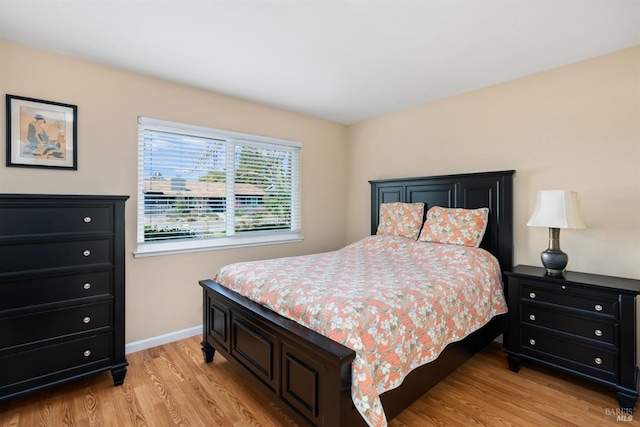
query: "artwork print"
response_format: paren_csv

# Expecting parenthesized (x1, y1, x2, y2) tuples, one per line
(6, 95, 77, 169)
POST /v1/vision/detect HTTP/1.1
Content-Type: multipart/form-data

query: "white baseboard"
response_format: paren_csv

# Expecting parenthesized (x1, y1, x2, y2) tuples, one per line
(125, 325, 202, 354)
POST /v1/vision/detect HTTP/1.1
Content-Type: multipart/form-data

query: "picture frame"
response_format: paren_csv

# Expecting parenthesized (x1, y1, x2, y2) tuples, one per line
(6, 94, 77, 170)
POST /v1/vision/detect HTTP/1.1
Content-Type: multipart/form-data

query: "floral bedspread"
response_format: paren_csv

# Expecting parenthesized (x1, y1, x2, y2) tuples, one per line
(214, 235, 507, 427)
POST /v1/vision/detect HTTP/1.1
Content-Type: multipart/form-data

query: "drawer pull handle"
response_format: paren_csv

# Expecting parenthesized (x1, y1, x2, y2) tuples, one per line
(529, 292, 536, 299)
(83, 282, 91, 290)
(595, 329, 603, 337)
(594, 304, 603, 312)
(83, 250, 91, 257)
(83, 350, 92, 357)
(561, 285, 566, 290)
(83, 316, 91, 324)
(529, 339, 536, 346)
(84, 216, 92, 223)
(529, 314, 536, 321)
(595, 357, 603, 365)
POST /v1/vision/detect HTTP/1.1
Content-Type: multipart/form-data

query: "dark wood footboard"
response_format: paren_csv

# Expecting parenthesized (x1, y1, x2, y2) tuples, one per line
(201, 279, 359, 426)
(201, 278, 506, 426)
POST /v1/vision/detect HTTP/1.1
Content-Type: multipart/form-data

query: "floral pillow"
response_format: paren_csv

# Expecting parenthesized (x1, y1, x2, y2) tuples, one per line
(418, 206, 489, 247)
(376, 202, 425, 240)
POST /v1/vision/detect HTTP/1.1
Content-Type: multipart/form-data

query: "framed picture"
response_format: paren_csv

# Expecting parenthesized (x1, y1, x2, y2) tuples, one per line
(6, 94, 77, 170)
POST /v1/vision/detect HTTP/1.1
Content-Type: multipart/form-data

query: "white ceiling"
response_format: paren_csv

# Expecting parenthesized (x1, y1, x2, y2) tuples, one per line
(1, 1, 638, 125)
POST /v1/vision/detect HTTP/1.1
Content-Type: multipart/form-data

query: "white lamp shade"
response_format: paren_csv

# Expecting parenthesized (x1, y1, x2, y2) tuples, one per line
(527, 190, 586, 229)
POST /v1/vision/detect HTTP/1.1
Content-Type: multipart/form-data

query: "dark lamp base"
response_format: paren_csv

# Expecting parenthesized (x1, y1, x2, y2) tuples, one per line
(541, 249, 568, 276)
(541, 227, 568, 276)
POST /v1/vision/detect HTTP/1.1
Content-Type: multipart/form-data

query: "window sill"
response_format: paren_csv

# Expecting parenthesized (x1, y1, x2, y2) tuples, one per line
(133, 232, 303, 258)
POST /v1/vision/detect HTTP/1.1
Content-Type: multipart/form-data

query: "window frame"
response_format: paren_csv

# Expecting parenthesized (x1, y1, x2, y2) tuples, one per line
(134, 117, 303, 258)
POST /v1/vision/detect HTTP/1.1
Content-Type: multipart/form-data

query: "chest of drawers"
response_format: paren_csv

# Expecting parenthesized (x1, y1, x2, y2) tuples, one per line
(0, 194, 128, 400)
(504, 265, 640, 410)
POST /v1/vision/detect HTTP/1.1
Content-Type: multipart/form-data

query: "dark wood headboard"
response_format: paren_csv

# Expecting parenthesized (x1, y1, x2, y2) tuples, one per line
(370, 170, 515, 271)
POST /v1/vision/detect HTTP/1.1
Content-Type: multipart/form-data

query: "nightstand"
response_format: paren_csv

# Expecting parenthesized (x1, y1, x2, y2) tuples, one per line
(504, 265, 640, 410)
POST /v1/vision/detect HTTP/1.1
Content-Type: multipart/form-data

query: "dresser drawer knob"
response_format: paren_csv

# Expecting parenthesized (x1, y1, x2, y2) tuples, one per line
(84, 216, 92, 223)
(83, 250, 91, 257)
(83, 316, 91, 324)
(594, 329, 603, 337)
(529, 314, 536, 321)
(594, 357, 603, 365)
(83, 350, 92, 357)
(83, 282, 91, 290)
(529, 339, 536, 346)
(529, 292, 536, 299)
(594, 304, 603, 312)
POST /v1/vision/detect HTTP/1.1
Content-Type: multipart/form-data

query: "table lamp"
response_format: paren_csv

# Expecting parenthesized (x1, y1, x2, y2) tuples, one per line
(527, 190, 586, 276)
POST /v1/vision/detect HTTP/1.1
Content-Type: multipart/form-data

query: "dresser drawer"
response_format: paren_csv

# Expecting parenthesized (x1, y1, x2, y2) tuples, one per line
(0, 270, 112, 310)
(521, 281, 618, 317)
(0, 239, 112, 274)
(0, 205, 113, 237)
(520, 326, 617, 382)
(0, 301, 112, 350)
(0, 333, 113, 389)
(520, 303, 617, 345)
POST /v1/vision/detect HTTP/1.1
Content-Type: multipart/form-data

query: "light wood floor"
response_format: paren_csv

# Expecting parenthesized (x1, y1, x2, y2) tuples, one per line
(0, 336, 635, 426)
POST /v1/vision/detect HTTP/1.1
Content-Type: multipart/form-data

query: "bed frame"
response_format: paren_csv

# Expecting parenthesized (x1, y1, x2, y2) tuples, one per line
(200, 170, 515, 426)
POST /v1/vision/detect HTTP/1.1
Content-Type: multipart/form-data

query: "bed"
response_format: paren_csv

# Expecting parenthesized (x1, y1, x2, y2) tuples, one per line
(200, 170, 515, 426)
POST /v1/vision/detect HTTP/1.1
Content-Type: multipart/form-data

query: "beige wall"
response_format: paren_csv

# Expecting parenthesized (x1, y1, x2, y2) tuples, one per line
(0, 40, 349, 343)
(347, 46, 640, 280)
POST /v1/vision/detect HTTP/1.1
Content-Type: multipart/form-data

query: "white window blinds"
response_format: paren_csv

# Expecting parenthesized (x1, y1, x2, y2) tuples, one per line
(136, 117, 302, 257)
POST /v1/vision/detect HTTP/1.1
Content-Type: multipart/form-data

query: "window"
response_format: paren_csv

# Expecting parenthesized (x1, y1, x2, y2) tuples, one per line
(135, 117, 302, 257)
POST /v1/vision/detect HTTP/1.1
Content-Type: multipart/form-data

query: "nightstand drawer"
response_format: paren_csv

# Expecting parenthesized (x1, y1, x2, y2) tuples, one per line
(521, 281, 618, 316)
(0, 270, 112, 310)
(0, 301, 112, 350)
(520, 326, 617, 381)
(0, 206, 113, 237)
(520, 304, 617, 345)
(0, 239, 112, 274)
